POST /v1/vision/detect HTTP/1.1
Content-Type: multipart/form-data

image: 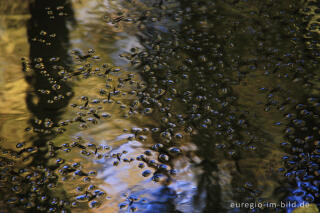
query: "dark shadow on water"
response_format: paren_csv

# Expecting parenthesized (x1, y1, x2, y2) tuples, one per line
(0, 0, 75, 212)
(25, 0, 75, 163)
(128, 0, 320, 212)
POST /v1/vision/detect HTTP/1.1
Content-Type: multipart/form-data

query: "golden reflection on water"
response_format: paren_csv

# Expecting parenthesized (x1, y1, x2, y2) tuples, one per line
(0, 1, 31, 151)
(46, 0, 178, 212)
(0, 0, 156, 211)
(1, 0, 320, 212)
(0, 0, 302, 212)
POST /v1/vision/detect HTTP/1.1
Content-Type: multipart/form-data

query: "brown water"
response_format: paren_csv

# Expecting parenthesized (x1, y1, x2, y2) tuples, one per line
(1, 0, 320, 212)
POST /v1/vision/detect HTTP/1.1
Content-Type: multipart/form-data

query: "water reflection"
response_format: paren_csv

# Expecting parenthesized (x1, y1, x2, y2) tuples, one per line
(0, 0, 76, 212)
(121, 0, 320, 212)
(1, 0, 320, 212)
(26, 0, 75, 147)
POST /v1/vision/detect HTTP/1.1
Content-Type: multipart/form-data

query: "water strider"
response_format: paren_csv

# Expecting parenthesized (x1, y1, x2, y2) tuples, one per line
(0, 0, 320, 212)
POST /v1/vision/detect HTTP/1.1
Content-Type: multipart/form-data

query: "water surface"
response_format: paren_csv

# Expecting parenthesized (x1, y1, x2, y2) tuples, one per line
(0, 0, 320, 212)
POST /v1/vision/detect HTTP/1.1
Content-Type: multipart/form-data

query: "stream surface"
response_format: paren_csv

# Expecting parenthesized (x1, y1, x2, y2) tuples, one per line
(1, 0, 320, 212)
